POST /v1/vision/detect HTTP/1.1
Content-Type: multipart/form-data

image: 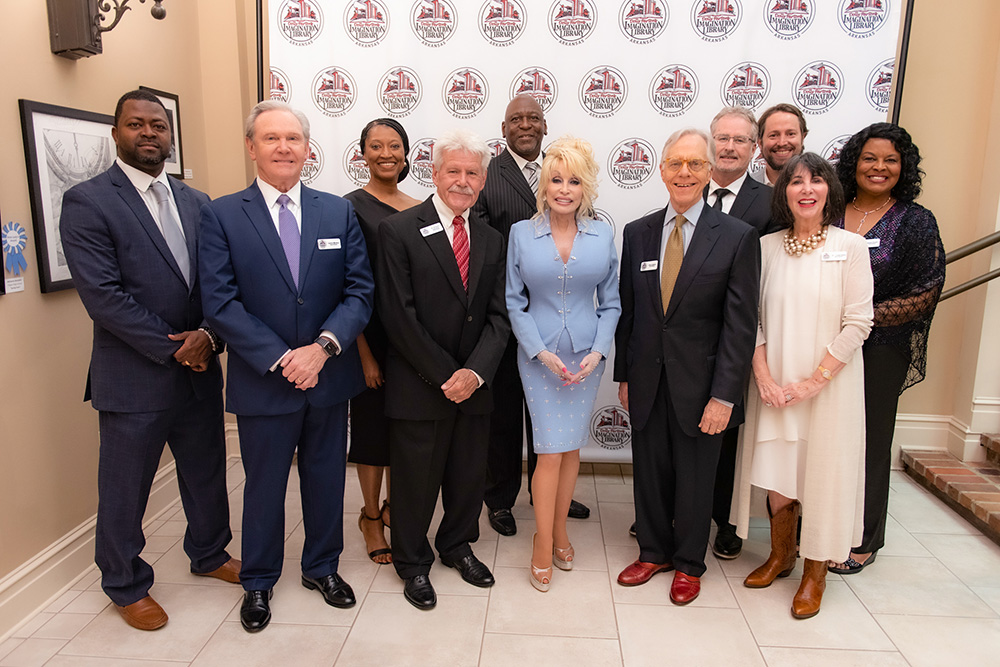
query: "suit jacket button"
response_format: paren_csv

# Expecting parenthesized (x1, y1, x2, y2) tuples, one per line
(655, 358, 662, 364)
(297, 298, 304, 305)
(467, 315, 473, 322)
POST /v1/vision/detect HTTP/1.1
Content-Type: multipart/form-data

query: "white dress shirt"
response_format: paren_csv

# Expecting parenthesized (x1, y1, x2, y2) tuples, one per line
(116, 158, 183, 239)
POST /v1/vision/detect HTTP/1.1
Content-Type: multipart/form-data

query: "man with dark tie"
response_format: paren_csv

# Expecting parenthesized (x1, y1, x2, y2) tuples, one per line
(615, 129, 758, 604)
(61, 89, 239, 631)
(757, 103, 808, 186)
(378, 130, 510, 609)
(200, 101, 373, 632)
(471, 94, 590, 538)
(705, 106, 778, 560)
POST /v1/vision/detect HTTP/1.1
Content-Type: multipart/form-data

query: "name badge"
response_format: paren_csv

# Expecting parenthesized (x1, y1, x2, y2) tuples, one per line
(640, 260, 658, 272)
(867, 238, 881, 248)
(821, 250, 848, 262)
(420, 222, 444, 237)
(317, 238, 341, 250)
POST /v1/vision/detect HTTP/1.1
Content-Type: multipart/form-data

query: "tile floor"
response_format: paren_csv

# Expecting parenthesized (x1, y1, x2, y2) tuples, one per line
(3, 461, 1000, 666)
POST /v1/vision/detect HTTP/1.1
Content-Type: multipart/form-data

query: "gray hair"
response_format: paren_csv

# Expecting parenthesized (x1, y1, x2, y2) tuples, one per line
(709, 106, 759, 143)
(660, 128, 715, 167)
(432, 129, 490, 172)
(245, 100, 311, 143)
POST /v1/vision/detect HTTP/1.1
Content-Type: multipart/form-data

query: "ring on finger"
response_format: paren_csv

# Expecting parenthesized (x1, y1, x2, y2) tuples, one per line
(785, 394, 792, 401)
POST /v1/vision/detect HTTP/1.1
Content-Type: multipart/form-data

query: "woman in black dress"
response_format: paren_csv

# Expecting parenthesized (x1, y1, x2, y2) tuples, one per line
(345, 119, 421, 564)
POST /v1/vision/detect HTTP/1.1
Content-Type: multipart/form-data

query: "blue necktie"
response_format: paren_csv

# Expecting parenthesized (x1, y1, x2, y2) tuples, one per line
(277, 193, 300, 289)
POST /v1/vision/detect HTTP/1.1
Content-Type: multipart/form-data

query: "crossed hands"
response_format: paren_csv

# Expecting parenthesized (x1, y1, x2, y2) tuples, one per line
(280, 343, 329, 391)
(169, 330, 212, 372)
(538, 350, 602, 386)
(756, 376, 825, 409)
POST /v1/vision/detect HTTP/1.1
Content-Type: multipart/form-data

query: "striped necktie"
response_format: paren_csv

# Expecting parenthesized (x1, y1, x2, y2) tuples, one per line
(525, 161, 540, 194)
(453, 215, 469, 290)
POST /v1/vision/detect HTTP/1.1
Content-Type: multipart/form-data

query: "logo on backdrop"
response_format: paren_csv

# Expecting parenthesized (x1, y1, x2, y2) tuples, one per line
(591, 405, 632, 450)
(409, 138, 436, 187)
(691, 0, 742, 42)
(608, 138, 656, 190)
(793, 61, 844, 114)
(487, 138, 507, 158)
(343, 142, 369, 187)
(618, 0, 668, 44)
(579, 66, 628, 118)
(822, 135, 852, 164)
(593, 207, 615, 234)
(442, 68, 489, 118)
(377, 67, 422, 117)
(269, 68, 291, 102)
(301, 141, 324, 185)
(839, 0, 888, 39)
(866, 59, 893, 112)
(312, 67, 357, 118)
(479, 0, 527, 46)
(762, 0, 814, 40)
(720, 62, 770, 110)
(649, 65, 698, 118)
(411, 0, 457, 47)
(510, 67, 558, 113)
(277, 0, 323, 46)
(749, 150, 767, 181)
(344, 0, 390, 47)
(548, 0, 597, 46)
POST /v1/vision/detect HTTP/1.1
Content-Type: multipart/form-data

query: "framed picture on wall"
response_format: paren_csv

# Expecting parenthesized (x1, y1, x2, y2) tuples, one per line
(18, 99, 115, 292)
(140, 86, 185, 178)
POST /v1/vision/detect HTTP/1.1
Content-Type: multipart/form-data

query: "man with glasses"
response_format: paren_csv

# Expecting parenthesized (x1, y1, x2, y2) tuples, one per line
(614, 129, 759, 605)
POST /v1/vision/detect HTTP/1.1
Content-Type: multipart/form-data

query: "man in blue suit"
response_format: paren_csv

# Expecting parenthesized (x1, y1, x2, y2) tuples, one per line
(200, 101, 373, 633)
(61, 90, 239, 632)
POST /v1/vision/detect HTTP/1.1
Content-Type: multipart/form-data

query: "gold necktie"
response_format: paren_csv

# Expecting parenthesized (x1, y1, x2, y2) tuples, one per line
(660, 214, 685, 314)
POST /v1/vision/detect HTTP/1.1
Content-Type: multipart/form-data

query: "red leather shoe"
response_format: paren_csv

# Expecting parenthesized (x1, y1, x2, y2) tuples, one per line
(617, 559, 674, 586)
(669, 571, 701, 605)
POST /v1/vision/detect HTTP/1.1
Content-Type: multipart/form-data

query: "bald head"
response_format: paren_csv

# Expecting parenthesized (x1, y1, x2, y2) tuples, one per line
(502, 94, 546, 161)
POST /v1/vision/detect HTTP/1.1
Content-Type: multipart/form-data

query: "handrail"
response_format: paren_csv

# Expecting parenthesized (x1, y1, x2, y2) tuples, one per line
(941, 268, 1000, 302)
(940, 230, 1000, 301)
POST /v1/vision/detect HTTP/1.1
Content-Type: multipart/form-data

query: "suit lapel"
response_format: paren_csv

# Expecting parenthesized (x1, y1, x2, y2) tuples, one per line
(419, 199, 468, 305)
(642, 210, 666, 315)
(664, 207, 721, 322)
(729, 177, 758, 221)
(466, 217, 488, 298)
(242, 185, 298, 294)
(499, 150, 535, 208)
(298, 186, 321, 289)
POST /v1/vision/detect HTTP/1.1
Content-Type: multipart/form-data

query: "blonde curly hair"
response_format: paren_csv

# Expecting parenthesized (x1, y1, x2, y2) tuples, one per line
(536, 136, 599, 220)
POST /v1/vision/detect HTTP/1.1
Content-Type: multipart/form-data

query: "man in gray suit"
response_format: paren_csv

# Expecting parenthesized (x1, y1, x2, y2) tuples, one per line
(61, 90, 239, 632)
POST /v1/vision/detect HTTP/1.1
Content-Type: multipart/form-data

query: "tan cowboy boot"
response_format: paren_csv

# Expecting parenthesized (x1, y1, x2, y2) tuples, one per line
(744, 500, 799, 588)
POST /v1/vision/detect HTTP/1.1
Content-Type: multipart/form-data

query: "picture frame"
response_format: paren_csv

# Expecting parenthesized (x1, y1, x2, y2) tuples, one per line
(18, 99, 115, 292)
(140, 86, 185, 178)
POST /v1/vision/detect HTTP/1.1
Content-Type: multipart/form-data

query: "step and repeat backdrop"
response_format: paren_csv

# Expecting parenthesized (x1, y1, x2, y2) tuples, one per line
(268, 0, 903, 462)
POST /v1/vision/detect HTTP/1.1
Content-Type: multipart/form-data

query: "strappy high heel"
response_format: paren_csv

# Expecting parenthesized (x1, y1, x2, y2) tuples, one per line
(553, 544, 574, 571)
(530, 533, 551, 592)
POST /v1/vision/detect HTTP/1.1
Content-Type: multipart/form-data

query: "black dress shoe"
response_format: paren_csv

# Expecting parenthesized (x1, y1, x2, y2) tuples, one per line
(301, 572, 356, 608)
(568, 499, 591, 519)
(240, 589, 272, 633)
(712, 524, 743, 560)
(403, 575, 437, 610)
(441, 553, 495, 587)
(488, 508, 517, 536)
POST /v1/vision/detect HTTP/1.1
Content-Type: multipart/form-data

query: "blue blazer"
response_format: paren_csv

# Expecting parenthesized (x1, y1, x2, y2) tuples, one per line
(199, 182, 374, 416)
(506, 215, 621, 359)
(60, 163, 221, 413)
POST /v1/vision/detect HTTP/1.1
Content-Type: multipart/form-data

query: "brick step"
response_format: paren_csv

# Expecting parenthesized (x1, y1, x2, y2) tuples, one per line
(982, 433, 1000, 465)
(901, 447, 1000, 547)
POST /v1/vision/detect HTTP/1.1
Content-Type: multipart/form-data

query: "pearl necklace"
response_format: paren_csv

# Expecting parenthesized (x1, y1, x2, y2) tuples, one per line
(850, 197, 893, 232)
(783, 227, 827, 257)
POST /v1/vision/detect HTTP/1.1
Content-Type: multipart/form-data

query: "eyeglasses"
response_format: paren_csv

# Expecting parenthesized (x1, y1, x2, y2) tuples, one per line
(662, 158, 709, 173)
(713, 134, 753, 146)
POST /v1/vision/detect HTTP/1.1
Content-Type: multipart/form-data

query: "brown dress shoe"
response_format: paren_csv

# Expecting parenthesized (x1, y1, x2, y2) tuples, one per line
(193, 557, 241, 584)
(744, 501, 799, 588)
(669, 571, 701, 605)
(617, 559, 674, 586)
(791, 558, 827, 619)
(114, 596, 168, 630)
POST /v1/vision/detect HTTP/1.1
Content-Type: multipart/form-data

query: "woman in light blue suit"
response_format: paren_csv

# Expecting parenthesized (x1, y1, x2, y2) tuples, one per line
(506, 137, 621, 592)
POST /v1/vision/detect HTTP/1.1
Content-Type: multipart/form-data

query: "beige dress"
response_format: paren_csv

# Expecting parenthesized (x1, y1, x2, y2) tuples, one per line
(732, 226, 874, 561)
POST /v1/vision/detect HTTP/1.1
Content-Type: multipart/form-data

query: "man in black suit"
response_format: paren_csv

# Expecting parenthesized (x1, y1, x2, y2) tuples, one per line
(378, 130, 510, 610)
(704, 106, 777, 560)
(470, 94, 590, 538)
(61, 90, 239, 631)
(614, 129, 758, 605)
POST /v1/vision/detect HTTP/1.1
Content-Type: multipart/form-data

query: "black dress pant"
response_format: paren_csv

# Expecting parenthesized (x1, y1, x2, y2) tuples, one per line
(484, 341, 535, 509)
(712, 427, 740, 531)
(632, 369, 722, 578)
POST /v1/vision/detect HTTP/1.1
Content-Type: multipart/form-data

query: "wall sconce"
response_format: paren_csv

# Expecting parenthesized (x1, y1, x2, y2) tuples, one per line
(47, 0, 167, 60)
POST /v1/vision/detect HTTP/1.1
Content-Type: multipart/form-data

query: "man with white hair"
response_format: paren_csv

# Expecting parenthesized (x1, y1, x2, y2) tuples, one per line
(377, 129, 510, 609)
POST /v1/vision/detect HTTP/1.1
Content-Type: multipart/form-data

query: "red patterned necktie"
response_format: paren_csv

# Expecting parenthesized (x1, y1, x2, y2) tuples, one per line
(453, 215, 469, 290)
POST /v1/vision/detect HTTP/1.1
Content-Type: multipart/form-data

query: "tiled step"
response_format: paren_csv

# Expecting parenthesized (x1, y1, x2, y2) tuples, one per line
(901, 447, 1000, 547)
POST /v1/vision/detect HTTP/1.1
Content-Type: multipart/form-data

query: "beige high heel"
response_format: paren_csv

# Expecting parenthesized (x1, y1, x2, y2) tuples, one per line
(530, 533, 552, 592)
(553, 544, 574, 571)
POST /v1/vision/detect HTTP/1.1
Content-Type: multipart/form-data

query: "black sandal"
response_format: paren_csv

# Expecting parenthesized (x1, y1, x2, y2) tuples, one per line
(380, 499, 391, 528)
(359, 508, 392, 564)
(828, 550, 877, 575)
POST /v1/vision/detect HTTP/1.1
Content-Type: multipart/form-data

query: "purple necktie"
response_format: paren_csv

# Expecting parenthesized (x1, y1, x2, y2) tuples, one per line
(277, 193, 300, 289)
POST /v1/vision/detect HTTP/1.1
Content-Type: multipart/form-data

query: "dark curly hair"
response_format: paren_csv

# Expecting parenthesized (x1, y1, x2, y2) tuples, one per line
(836, 122, 923, 203)
(359, 118, 411, 183)
(771, 152, 845, 230)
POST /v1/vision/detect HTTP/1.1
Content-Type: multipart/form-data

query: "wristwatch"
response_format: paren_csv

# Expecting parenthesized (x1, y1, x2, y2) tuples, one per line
(817, 365, 833, 381)
(315, 335, 339, 358)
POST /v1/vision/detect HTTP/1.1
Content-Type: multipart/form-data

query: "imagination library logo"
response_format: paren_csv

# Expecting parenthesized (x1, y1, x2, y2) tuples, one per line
(608, 138, 656, 190)
(591, 405, 632, 450)
(618, 0, 667, 44)
(312, 67, 357, 118)
(442, 68, 489, 118)
(579, 66, 628, 118)
(548, 0, 597, 46)
(720, 62, 770, 110)
(510, 67, 558, 113)
(277, 0, 323, 46)
(649, 65, 698, 118)
(487, 138, 507, 158)
(377, 67, 422, 118)
(763, 0, 814, 40)
(823, 135, 852, 165)
(793, 61, 844, 114)
(269, 68, 291, 102)
(691, 0, 741, 42)
(300, 141, 323, 185)
(343, 142, 369, 187)
(344, 0, 389, 47)
(411, 0, 457, 47)
(866, 59, 893, 112)
(839, 0, 889, 39)
(409, 138, 436, 187)
(479, 0, 527, 46)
